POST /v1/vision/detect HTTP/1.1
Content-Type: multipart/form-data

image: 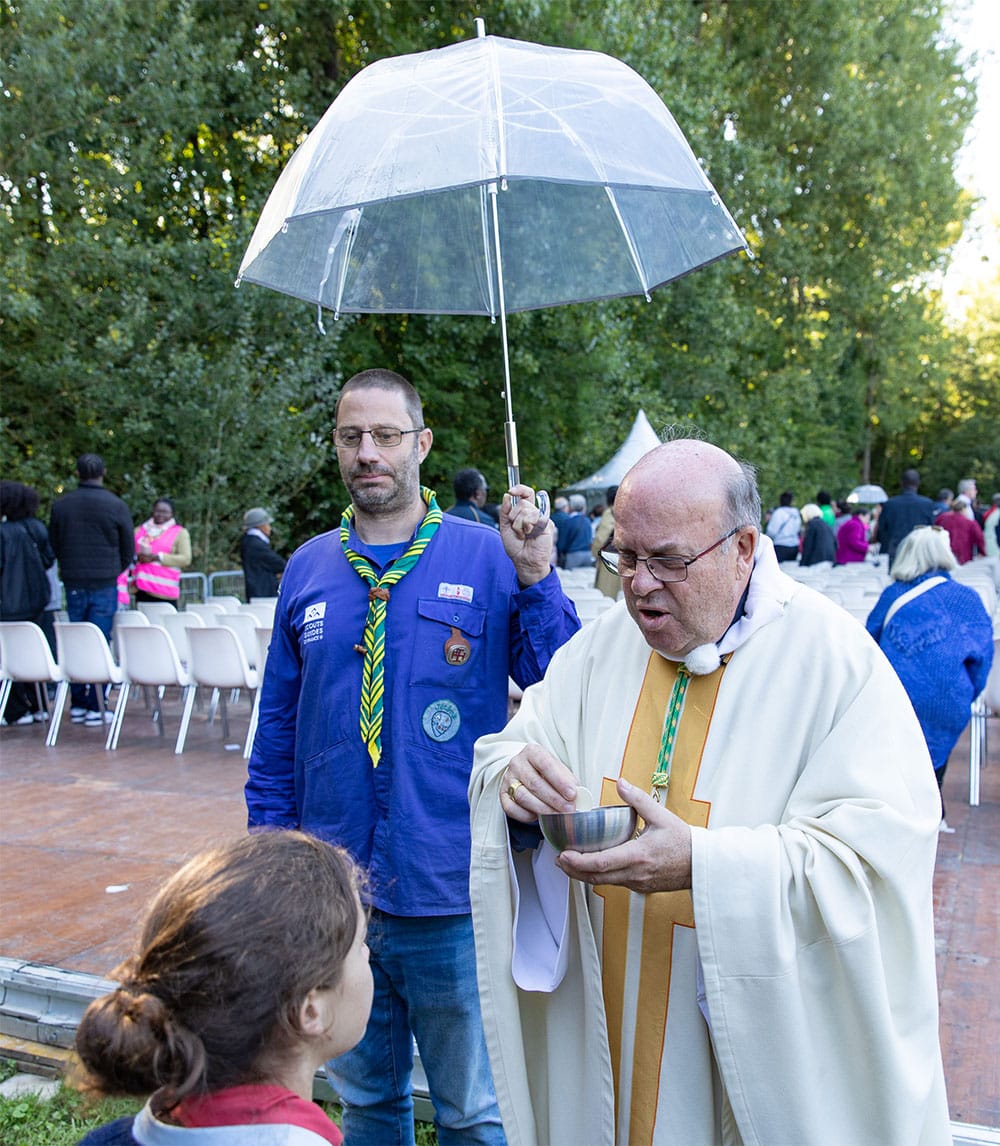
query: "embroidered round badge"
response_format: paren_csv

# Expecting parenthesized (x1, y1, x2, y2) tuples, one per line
(421, 699, 461, 742)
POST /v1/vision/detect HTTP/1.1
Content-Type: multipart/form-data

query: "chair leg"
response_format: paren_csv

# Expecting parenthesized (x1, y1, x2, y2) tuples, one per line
(46, 681, 70, 747)
(244, 688, 261, 759)
(970, 697, 985, 807)
(219, 690, 231, 741)
(0, 679, 10, 717)
(150, 687, 166, 738)
(175, 684, 197, 754)
(107, 682, 130, 750)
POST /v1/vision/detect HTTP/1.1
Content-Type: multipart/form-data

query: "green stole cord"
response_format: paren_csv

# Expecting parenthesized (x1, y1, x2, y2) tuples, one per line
(340, 487, 442, 766)
(651, 665, 690, 803)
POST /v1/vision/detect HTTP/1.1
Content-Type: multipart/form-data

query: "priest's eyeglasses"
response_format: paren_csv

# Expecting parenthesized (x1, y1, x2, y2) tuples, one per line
(334, 426, 424, 449)
(600, 527, 741, 583)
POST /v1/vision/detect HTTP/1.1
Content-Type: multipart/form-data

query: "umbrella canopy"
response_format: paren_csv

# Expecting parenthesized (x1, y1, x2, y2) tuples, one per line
(564, 410, 661, 495)
(238, 33, 746, 318)
(847, 484, 889, 504)
(238, 26, 746, 491)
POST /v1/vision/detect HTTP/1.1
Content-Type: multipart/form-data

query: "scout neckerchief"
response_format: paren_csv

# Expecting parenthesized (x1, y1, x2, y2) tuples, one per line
(340, 486, 442, 766)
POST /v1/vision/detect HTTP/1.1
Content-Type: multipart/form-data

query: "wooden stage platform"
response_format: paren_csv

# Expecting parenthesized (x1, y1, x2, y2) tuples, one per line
(1, 687, 997, 1130)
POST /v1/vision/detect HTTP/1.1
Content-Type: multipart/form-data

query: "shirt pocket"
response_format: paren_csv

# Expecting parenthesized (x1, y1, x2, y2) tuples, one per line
(410, 597, 488, 690)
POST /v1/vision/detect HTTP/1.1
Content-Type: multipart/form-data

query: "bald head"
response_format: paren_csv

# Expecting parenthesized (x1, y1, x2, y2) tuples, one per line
(619, 441, 760, 533)
(613, 440, 760, 658)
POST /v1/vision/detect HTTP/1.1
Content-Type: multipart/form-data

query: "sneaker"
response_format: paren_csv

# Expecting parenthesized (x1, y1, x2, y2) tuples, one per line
(939, 819, 956, 834)
(13, 713, 35, 726)
(33, 711, 49, 723)
(84, 710, 114, 726)
(70, 707, 88, 724)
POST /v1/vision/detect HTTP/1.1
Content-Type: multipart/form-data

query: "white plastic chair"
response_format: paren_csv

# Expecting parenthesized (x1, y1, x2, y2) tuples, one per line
(160, 610, 205, 667)
(111, 609, 149, 657)
(243, 626, 273, 759)
(574, 596, 615, 624)
(217, 612, 260, 667)
(0, 622, 64, 732)
(205, 595, 243, 613)
(135, 600, 178, 621)
(238, 601, 276, 627)
(249, 596, 278, 606)
(50, 622, 124, 747)
(111, 625, 192, 751)
(186, 602, 227, 623)
(178, 626, 259, 753)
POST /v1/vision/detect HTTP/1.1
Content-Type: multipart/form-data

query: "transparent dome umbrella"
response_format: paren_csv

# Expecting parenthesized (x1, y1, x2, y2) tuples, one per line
(847, 485, 889, 505)
(237, 21, 747, 493)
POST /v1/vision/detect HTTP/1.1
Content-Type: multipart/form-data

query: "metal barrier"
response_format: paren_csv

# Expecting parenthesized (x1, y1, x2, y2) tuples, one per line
(177, 571, 208, 607)
(207, 569, 246, 602)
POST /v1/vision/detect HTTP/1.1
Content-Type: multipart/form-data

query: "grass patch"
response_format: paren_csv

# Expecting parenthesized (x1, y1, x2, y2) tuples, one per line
(0, 1070, 139, 1146)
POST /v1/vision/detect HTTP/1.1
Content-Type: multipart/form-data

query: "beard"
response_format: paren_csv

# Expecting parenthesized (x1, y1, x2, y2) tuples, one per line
(342, 446, 422, 517)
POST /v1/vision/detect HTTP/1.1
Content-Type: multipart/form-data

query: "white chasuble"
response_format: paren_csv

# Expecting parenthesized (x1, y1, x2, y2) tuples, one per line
(470, 551, 951, 1146)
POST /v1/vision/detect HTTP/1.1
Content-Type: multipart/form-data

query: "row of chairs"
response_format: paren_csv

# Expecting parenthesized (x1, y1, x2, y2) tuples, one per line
(555, 566, 618, 624)
(113, 608, 267, 671)
(134, 597, 276, 627)
(0, 619, 270, 759)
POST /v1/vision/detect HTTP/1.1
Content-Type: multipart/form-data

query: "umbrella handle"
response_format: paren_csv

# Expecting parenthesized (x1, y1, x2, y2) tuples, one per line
(505, 412, 548, 532)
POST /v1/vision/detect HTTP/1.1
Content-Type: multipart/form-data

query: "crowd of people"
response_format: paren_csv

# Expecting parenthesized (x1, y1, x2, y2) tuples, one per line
(762, 469, 998, 571)
(2, 402, 997, 1145)
(0, 457, 290, 726)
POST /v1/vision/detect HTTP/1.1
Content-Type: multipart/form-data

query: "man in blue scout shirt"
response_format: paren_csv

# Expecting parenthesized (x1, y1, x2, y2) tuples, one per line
(246, 368, 580, 1146)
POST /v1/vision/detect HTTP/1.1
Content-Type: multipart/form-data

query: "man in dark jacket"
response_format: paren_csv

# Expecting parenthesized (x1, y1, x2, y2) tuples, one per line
(240, 507, 286, 599)
(871, 468, 934, 568)
(49, 454, 133, 723)
(446, 468, 498, 527)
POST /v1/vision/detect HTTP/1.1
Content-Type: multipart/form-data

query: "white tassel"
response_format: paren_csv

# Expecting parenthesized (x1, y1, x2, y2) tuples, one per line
(684, 643, 722, 675)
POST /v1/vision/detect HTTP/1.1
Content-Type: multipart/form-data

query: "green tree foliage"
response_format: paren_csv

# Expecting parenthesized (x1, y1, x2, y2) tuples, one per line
(921, 261, 1000, 495)
(1, 0, 987, 566)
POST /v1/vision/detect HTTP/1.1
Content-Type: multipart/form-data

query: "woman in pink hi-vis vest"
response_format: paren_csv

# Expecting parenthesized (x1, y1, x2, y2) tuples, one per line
(128, 497, 192, 602)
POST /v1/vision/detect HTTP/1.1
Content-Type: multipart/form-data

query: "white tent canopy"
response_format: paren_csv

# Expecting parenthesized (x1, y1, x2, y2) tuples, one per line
(564, 410, 661, 496)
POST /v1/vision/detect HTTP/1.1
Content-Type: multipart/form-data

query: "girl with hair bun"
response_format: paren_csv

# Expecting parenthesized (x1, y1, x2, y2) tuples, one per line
(74, 831, 371, 1145)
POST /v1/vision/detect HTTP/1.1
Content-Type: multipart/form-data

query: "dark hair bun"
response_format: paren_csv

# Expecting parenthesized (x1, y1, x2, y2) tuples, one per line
(75, 986, 204, 1098)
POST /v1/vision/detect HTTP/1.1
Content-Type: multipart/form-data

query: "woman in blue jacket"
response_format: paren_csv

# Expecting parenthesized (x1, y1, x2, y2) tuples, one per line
(866, 526, 993, 829)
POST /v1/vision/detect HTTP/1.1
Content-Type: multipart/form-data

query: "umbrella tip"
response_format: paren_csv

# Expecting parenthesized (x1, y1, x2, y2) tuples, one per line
(475, 17, 486, 37)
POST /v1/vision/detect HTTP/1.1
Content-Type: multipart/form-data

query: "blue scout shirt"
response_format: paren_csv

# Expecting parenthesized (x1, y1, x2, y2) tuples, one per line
(246, 514, 580, 915)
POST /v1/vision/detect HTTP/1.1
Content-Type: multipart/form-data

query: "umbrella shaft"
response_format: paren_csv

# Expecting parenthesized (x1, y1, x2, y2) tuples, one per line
(505, 421, 520, 491)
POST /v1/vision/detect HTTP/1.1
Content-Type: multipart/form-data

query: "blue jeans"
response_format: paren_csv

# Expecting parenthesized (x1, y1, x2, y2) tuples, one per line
(326, 911, 506, 1146)
(65, 585, 117, 710)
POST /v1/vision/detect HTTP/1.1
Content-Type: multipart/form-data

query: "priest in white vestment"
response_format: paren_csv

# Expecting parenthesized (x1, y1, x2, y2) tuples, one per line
(468, 440, 951, 1146)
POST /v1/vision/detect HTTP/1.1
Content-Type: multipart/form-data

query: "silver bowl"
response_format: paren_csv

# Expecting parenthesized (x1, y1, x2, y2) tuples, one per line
(538, 805, 637, 854)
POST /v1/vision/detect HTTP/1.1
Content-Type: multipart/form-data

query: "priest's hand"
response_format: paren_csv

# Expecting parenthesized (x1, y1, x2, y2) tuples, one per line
(501, 485, 555, 588)
(500, 743, 578, 823)
(556, 777, 693, 893)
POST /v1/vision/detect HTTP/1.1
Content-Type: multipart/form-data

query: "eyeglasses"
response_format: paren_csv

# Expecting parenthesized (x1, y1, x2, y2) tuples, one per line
(600, 527, 741, 583)
(333, 426, 424, 449)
